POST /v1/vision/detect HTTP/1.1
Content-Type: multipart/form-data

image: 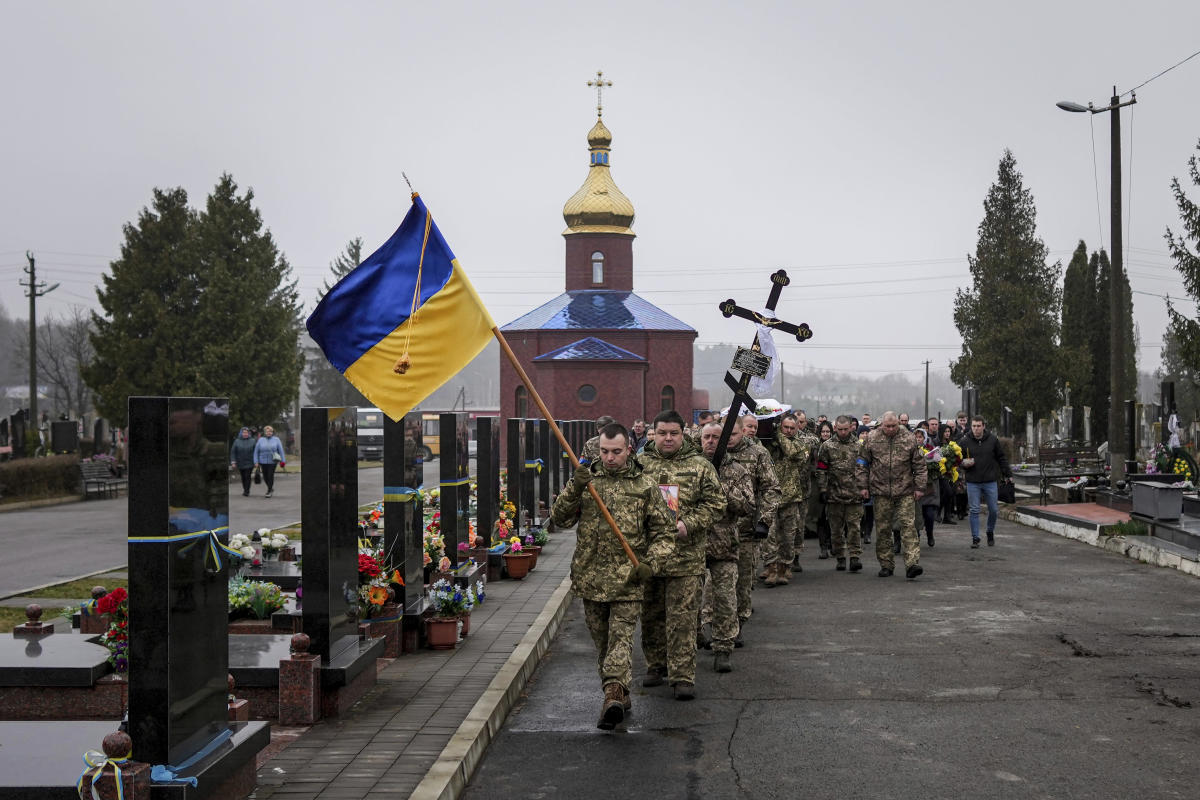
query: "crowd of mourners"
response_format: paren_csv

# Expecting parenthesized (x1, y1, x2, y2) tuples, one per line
(552, 407, 1012, 729)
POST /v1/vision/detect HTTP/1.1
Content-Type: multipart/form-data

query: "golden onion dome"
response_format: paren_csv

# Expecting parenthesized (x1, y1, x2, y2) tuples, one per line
(562, 117, 635, 236)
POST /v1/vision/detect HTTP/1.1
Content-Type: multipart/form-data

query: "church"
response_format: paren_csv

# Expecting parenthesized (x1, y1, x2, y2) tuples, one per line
(499, 87, 702, 427)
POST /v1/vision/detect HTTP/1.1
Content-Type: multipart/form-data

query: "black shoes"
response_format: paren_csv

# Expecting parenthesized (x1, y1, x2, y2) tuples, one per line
(971, 539, 980, 549)
(835, 558, 847, 571)
(848, 557, 862, 573)
(927, 533, 935, 547)
(987, 531, 995, 546)
(906, 564, 924, 579)
(714, 652, 732, 673)
(878, 567, 893, 577)
(673, 682, 696, 701)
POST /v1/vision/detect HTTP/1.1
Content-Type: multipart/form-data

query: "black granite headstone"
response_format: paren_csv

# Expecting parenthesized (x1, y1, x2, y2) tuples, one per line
(93, 418, 110, 455)
(10, 410, 25, 457)
(506, 418, 523, 528)
(127, 396, 232, 766)
(476, 417, 500, 545)
(537, 419, 551, 513)
(300, 407, 359, 665)
(50, 420, 78, 454)
(551, 419, 565, 497)
(439, 412, 470, 566)
(522, 419, 538, 525)
(383, 413, 424, 611)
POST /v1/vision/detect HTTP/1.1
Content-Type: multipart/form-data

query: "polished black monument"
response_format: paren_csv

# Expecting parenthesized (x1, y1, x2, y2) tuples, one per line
(383, 412, 425, 611)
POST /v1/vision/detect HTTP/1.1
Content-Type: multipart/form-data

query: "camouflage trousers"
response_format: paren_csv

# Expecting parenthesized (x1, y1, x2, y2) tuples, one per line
(642, 574, 704, 685)
(736, 538, 757, 622)
(581, 598, 641, 690)
(699, 560, 739, 654)
(827, 501, 864, 559)
(762, 501, 802, 565)
(873, 494, 920, 569)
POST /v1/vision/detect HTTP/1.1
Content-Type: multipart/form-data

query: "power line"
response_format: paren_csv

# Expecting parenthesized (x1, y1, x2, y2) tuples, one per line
(1123, 47, 1200, 96)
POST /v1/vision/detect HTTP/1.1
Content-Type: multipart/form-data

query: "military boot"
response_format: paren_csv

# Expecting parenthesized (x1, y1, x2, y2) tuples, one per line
(775, 562, 790, 585)
(848, 557, 862, 573)
(642, 667, 665, 687)
(714, 651, 732, 673)
(763, 563, 779, 588)
(597, 683, 625, 729)
(697, 622, 713, 650)
(673, 682, 696, 701)
(835, 557, 847, 571)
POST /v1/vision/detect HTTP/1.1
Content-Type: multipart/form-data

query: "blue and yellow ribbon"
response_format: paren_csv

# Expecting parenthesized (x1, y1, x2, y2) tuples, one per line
(524, 459, 544, 474)
(150, 728, 232, 787)
(129, 527, 241, 571)
(77, 749, 129, 800)
(384, 486, 420, 503)
(439, 477, 470, 488)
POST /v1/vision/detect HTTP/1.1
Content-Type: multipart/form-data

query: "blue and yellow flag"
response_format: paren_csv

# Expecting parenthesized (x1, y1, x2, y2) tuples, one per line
(306, 194, 495, 422)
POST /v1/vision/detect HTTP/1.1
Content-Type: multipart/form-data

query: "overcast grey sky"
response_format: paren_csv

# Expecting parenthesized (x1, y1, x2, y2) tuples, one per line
(2, 1, 1199, 380)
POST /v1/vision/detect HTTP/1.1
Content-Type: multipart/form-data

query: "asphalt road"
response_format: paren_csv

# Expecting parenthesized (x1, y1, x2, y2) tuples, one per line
(463, 518, 1200, 800)
(0, 462, 462, 598)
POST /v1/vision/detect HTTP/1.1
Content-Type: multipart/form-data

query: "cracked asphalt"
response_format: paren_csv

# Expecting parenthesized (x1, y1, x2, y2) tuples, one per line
(462, 517, 1200, 799)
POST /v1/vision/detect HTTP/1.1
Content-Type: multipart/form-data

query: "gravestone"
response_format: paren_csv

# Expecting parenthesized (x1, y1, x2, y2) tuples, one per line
(127, 396, 234, 766)
(300, 406, 360, 666)
(1083, 406, 1092, 444)
(384, 412, 425, 611)
(93, 418, 110, 455)
(439, 412, 471, 566)
(537, 419, 551, 513)
(50, 420, 78, 454)
(476, 417, 501, 544)
(506, 418, 523, 528)
(522, 419, 538, 525)
(10, 410, 26, 456)
(551, 420, 565, 498)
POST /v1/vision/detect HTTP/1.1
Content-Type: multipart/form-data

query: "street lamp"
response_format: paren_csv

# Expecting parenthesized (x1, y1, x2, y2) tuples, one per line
(1057, 87, 1137, 481)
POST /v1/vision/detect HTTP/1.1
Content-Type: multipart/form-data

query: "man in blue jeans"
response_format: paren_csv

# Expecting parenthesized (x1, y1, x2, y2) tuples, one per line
(957, 416, 1011, 548)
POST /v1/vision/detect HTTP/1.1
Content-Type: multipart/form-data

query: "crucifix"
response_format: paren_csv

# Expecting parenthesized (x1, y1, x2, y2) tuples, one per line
(711, 269, 813, 465)
(587, 70, 613, 117)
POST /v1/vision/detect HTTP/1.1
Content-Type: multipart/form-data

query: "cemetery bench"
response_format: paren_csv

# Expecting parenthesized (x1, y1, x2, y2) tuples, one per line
(1038, 439, 1105, 504)
(80, 461, 127, 499)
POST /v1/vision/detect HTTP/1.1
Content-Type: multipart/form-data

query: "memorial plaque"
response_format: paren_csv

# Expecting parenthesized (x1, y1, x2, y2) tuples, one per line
(506, 419, 523, 528)
(127, 396, 231, 766)
(301, 407, 359, 666)
(731, 347, 771, 378)
(439, 412, 470, 566)
(384, 413, 424, 611)
(476, 418, 501, 545)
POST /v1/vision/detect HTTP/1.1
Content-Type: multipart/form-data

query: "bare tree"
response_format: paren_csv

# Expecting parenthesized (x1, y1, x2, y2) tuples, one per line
(11, 307, 96, 421)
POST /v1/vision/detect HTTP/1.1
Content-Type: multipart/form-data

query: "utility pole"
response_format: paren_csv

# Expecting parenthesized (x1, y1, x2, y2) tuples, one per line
(1057, 88, 1137, 480)
(923, 360, 931, 420)
(19, 252, 59, 445)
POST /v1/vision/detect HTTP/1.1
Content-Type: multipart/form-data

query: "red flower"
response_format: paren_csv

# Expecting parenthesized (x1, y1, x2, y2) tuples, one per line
(358, 553, 382, 578)
(97, 595, 118, 614)
(109, 587, 128, 603)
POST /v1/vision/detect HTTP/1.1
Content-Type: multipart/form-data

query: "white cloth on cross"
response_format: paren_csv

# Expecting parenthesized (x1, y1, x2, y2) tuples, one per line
(1169, 414, 1181, 449)
(748, 310, 780, 397)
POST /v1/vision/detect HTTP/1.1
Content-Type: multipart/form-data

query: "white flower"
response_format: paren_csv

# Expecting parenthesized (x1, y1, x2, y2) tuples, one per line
(271, 535, 288, 548)
(256, 528, 271, 537)
(240, 546, 256, 559)
(230, 534, 249, 549)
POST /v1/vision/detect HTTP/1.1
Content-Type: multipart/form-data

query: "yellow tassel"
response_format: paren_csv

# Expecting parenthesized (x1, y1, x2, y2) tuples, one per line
(394, 353, 412, 374)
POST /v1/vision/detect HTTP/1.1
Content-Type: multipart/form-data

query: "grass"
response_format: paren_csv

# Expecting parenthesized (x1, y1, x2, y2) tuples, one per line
(29, 576, 129, 599)
(1102, 519, 1150, 537)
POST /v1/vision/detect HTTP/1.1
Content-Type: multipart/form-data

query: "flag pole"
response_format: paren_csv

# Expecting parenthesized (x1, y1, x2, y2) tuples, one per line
(491, 326, 639, 567)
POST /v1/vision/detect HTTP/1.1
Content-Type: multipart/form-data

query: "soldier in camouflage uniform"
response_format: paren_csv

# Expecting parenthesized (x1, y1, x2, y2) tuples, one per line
(816, 415, 868, 573)
(551, 422, 676, 729)
(724, 415, 781, 638)
(761, 412, 817, 586)
(639, 410, 727, 700)
(862, 412, 926, 579)
(698, 421, 755, 671)
(579, 415, 616, 465)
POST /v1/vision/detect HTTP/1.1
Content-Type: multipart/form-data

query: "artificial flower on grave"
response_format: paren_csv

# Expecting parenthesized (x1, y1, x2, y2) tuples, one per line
(358, 552, 383, 582)
(96, 587, 129, 673)
(262, 533, 288, 555)
(508, 535, 523, 553)
(228, 578, 286, 620)
(423, 530, 445, 565)
(438, 556, 452, 573)
(357, 581, 392, 618)
(429, 578, 476, 618)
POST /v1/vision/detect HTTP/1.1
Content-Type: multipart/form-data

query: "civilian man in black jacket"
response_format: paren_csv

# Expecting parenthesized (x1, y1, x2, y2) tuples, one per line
(957, 416, 1011, 548)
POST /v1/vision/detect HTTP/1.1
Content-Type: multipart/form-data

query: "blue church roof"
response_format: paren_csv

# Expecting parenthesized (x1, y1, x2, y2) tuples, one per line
(501, 291, 695, 333)
(533, 336, 647, 363)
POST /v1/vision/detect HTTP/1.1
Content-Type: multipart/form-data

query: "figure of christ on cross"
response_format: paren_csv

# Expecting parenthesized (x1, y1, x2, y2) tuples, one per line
(711, 269, 813, 465)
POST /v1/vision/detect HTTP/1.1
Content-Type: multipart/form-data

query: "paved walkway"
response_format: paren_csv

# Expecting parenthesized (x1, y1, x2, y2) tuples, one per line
(250, 534, 574, 800)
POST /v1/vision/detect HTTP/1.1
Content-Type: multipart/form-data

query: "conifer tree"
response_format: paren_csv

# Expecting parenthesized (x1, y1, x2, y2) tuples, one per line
(305, 238, 369, 406)
(951, 150, 1062, 429)
(1164, 138, 1200, 416)
(1060, 241, 1093, 434)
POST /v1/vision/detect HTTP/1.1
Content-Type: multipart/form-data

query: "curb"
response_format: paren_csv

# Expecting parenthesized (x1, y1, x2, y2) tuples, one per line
(0, 564, 129, 602)
(409, 572, 574, 800)
(0, 494, 84, 513)
(1012, 510, 1200, 578)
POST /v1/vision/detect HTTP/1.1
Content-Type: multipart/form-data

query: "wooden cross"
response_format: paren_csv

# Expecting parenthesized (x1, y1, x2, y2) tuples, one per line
(711, 269, 813, 465)
(587, 70, 613, 117)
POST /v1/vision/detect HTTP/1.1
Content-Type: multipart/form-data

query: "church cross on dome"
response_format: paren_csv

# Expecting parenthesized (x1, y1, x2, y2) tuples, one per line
(587, 70, 613, 117)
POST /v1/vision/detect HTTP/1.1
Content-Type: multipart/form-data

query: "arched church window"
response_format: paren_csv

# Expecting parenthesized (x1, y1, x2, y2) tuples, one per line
(591, 251, 604, 285)
(515, 385, 528, 418)
(660, 385, 675, 412)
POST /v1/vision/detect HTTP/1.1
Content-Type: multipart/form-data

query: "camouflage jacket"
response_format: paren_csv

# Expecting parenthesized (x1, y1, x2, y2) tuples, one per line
(552, 459, 676, 603)
(580, 434, 600, 465)
(816, 434, 868, 503)
(707, 454, 755, 562)
(727, 437, 781, 539)
(765, 430, 817, 504)
(638, 437, 727, 576)
(862, 427, 925, 499)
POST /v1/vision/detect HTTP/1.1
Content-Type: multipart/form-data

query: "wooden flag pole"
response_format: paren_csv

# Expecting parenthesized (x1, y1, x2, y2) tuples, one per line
(491, 326, 639, 567)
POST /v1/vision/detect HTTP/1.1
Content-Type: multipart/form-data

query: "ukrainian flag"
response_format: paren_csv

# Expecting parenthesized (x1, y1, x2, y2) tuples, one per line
(307, 194, 495, 422)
